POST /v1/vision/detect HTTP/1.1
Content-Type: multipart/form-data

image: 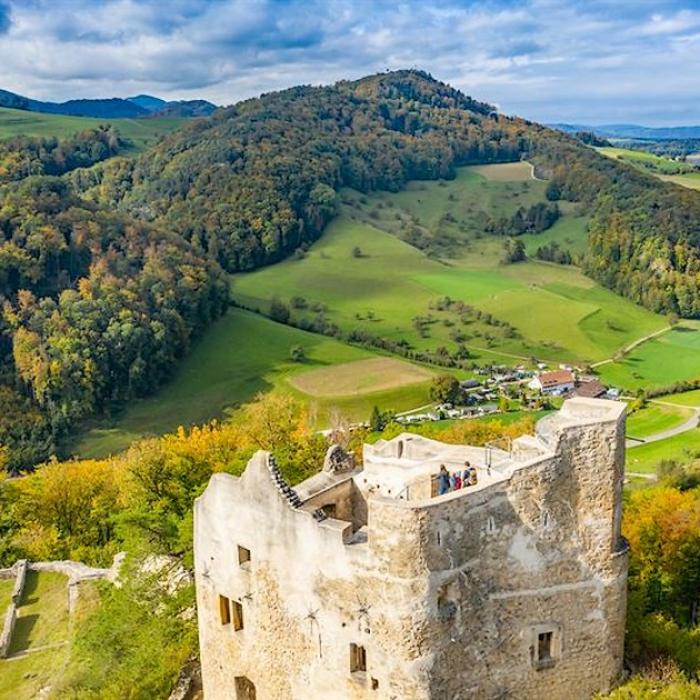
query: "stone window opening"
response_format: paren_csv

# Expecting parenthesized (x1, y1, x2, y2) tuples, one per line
(350, 643, 367, 674)
(371, 677, 379, 690)
(541, 510, 550, 529)
(238, 545, 251, 567)
(530, 625, 559, 670)
(486, 515, 496, 534)
(219, 594, 231, 625)
(232, 599, 244, 631)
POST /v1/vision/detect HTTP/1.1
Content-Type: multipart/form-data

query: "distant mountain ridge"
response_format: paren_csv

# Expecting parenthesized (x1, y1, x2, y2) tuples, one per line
(551, 122, 700, 140)
(0, 88, 217, 119)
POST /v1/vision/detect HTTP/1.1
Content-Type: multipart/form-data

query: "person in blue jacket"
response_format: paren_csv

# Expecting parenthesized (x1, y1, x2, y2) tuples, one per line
(438, 464, 451, 495)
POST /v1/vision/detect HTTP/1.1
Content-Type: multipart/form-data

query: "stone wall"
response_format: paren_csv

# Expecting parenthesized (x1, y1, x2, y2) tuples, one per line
(0, 559, 28, 658)
(0, 556, 122, 659)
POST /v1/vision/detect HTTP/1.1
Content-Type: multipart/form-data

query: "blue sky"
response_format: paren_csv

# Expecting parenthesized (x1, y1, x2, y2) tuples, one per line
(0, 0, 699, 124)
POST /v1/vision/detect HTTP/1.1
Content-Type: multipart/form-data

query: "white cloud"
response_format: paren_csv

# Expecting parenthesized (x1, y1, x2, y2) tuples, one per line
(0, 0, 697, 124)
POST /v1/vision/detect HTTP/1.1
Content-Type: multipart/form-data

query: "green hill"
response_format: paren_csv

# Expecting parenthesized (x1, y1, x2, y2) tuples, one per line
(0, 105, 184, 151)
(233, 162, 666, 367)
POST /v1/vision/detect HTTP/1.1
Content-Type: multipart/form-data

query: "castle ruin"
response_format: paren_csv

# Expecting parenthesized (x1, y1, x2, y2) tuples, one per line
(194, 397, 628, 699)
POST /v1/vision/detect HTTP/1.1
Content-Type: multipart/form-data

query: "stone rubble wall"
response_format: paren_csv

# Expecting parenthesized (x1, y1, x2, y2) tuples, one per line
(0, 555, 124, 658)
(0, 559, 28, 658)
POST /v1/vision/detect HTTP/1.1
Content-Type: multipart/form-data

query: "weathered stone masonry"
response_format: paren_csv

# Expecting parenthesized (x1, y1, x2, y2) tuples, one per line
(194, 397, 628, 699)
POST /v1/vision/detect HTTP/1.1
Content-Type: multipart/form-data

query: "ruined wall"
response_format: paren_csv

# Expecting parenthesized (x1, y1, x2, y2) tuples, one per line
(195, 399, 628, 700)
(194, 454, 433, 700)
(408, 404, 627, 699)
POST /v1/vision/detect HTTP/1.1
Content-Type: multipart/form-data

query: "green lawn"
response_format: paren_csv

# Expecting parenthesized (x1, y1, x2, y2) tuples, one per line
(626, 403, 694, 439)
(0, 571, 74, 700)
(233, 164, 664, 366)
(0, 105, 184, 151)
(598, 322, 700, 390)
(626, 428, 700, 474)
(72, 308, 434, 458)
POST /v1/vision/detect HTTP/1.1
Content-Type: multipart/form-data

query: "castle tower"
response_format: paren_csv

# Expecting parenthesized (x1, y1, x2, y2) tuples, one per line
(194, 397, 628, 699)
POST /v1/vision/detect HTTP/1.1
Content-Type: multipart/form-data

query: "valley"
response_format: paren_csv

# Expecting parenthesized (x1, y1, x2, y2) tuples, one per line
(73, 160, 700, 459)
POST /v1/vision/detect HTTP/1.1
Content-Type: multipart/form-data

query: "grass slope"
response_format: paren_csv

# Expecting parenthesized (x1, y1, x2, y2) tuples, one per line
(234, 164, 664, 366)
(598, 321, 700, 390)
(662, 389, 700, 408)
(74, 309, 433, 458)
(0, 571, 70, 700)
(626, 428, 700, 474)
(626, 403, 694, 439)
(0, 105, 184, 151)
(598, 146, 700, 191)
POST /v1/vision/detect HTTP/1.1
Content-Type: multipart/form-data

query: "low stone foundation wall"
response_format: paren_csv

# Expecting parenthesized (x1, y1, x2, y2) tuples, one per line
(0, 555, 123, 659)
(0, 559, 28, 658)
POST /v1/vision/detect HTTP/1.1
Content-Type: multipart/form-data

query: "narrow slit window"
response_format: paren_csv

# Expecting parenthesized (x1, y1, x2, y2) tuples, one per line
(219, 594, 231, 625)
(238, 545, 251, 566)
(350, 643, 367, 673)
(232, 600, 244, 631)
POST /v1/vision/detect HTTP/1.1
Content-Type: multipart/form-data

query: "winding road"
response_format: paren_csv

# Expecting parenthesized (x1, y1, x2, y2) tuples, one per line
(625, 401, 700, 449)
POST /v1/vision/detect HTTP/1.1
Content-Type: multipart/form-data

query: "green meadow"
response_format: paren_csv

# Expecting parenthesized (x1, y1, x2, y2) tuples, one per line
(626, 428, 700, 474)
(626, 403, 694, 439)
(0, 105, 184, 151)
(74, 309, 433, 458)
(233, 163, 665, 366)
(597, 321, 700, 390)
(598, 146, 700, 191)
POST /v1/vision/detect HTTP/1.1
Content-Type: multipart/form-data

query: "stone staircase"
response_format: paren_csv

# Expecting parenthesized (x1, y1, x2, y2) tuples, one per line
(267, 455, 327, 522)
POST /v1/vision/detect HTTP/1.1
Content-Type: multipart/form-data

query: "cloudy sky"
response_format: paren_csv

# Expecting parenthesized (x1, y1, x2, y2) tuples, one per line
(0, 0, 699, 125)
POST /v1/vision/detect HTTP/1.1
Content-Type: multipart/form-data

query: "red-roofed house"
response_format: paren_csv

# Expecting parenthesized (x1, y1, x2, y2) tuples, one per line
(528, 370, 575, 395)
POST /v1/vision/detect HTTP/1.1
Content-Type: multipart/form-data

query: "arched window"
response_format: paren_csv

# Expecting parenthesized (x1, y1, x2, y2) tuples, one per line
(397, 440, 404, 458)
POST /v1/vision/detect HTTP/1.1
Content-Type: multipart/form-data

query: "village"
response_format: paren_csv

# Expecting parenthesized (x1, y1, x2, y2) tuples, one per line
(395, 365, 619, 425)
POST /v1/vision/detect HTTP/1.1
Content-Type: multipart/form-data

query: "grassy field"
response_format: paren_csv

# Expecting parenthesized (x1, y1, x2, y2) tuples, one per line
(0, 571, 70, 700)
(73, 308, 434, 458)
(658, 172, 700, 191)
(0, 105, 184, 151)
(598, 146, 700, 191)
(662, 389, 700, 407)
(626, 403, 694, 439)
(597, 321, 700, 390)
(288, 357, 432, 397)
(626, 428, 700, 474)
(233, 164, 665, 367)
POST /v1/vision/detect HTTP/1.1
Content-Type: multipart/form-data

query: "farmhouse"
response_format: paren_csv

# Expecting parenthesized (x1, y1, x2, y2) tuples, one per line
(194, 398, 628, 699)
(529, 369, 575, 395)
(573, 377, 608, 399)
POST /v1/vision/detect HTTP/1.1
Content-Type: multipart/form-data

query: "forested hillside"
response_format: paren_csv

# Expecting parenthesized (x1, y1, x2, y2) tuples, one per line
(0, 165, 228, 472)
(73, 70, 700, 318)
(4, 70, 700, 471)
